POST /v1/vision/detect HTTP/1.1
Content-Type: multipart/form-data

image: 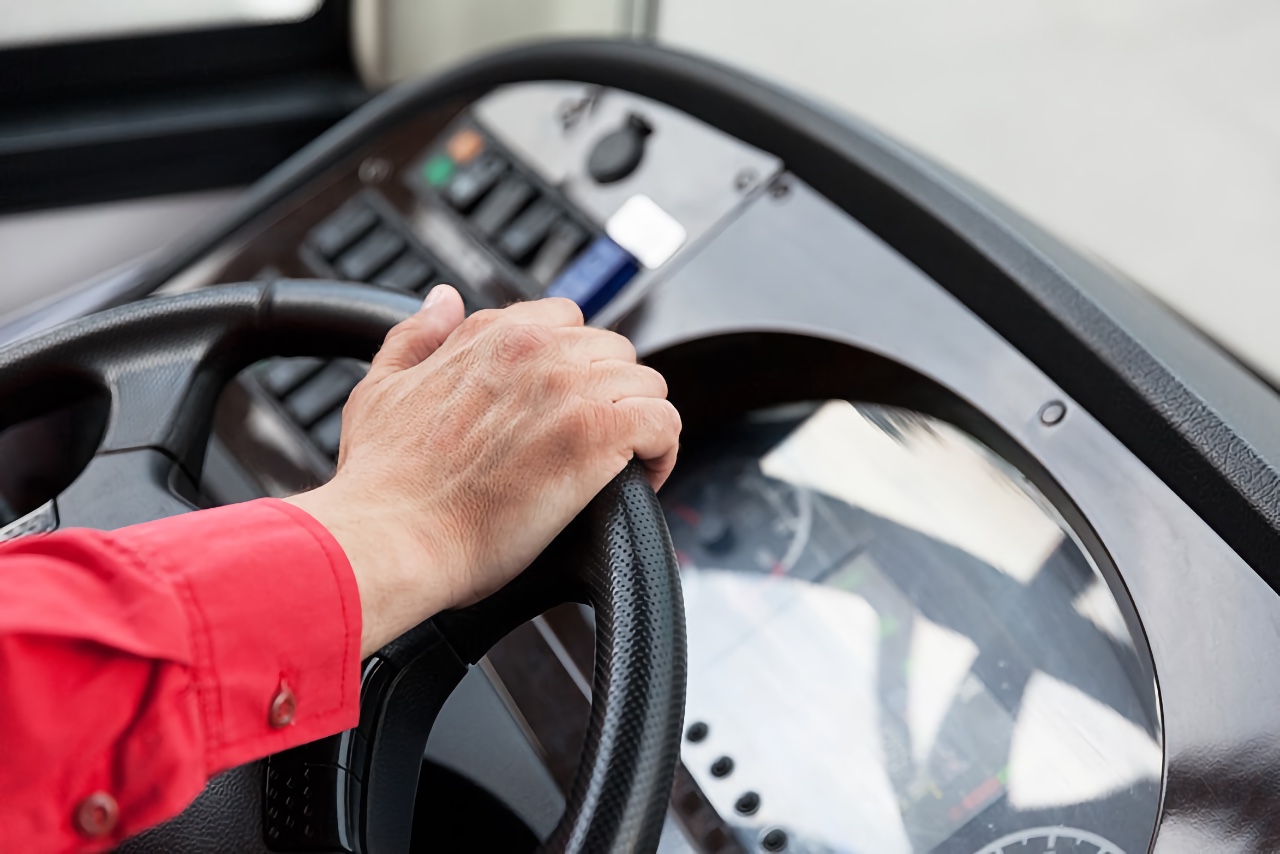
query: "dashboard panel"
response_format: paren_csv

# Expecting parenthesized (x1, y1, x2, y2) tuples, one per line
(157, 61, 1280, 854)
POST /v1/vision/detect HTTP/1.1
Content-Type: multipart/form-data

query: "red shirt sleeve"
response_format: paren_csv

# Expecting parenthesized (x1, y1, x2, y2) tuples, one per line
(0, 499, 363, 853)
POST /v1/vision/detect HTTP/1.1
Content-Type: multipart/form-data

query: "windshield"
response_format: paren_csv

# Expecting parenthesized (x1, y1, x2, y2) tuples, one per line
(0, 0, 322, 46)
(656, 0, 1280, 384)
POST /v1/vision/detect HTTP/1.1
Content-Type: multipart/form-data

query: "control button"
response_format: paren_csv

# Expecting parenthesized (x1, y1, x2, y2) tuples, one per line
(587, 113, 652, 184)
(498, 198, 561, 264)
(373, 253, 433, 292)
(471, 175, 534, 238)
(761, 828, 789, 852)
(421, 154, 454, 188)
(546, 235, 638, 319)
(335, 227, 404, 282)
(309, 408, 344, 459)
(310, 204, 378, 259)
(284, 362, 364, 428)
(74, 791, 119, 838)
(269, 682, 297, 728)
(529, 220, 589, 285)
(260, 357, 323, 398)
(444, 152, 506, 212)
(606, 193, 686, 269)
(446, 128, 485, 164)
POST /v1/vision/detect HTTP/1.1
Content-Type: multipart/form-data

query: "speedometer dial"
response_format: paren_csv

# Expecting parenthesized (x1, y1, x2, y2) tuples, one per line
(665, 402, 1161, 854)
(972, 826, 1125, 854)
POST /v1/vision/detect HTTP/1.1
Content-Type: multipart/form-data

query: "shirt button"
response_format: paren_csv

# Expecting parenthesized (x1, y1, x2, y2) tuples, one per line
(74, 791, 119, 838)
(269, 681, 297, 728)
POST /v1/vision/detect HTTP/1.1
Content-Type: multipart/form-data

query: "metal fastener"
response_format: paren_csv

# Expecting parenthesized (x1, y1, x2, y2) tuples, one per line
(1039, 400, 1067, 426)
(359, 157, 392, 185)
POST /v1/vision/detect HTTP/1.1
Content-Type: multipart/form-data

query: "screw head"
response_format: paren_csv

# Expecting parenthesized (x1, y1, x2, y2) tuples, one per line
(686, 721, 709, 743)
(734, 168, 759, 191)
(1039, 400, 1067, 426)
(768, 179, 791, 199)
(710, 755, 735, 778)
(359, 157, 392, 185)
(761, 828, 788, 851)
(735, 791, 761, 815)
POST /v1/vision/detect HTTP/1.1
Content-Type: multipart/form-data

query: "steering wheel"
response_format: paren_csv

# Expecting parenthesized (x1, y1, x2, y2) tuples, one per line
(0, 280, 686, 854)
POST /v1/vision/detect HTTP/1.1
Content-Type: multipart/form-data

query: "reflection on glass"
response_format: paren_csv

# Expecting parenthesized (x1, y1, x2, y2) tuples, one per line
(663, 401, 1159, 854)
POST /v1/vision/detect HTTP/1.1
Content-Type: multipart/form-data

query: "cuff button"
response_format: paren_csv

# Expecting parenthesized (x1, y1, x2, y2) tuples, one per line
(269, 681, 297, 728)
(74, 791, 119, 838)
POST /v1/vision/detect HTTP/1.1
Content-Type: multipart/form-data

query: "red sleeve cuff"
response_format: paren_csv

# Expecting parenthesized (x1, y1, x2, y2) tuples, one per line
(113, 498, 363, 773)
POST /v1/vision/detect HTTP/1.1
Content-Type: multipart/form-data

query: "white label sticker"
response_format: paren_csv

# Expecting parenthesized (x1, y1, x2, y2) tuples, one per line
(605, 194, 687, 269)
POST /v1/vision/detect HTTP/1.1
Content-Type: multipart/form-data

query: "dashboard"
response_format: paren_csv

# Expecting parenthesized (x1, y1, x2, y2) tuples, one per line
(7, 39, 1280, 854)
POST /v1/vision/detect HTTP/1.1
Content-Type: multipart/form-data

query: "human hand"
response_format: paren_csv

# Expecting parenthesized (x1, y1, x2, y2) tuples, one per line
(286, 286, 681, 658)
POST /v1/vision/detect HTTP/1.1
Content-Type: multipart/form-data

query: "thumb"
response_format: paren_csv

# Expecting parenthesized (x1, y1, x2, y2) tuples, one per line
(367, 285, 466, 379)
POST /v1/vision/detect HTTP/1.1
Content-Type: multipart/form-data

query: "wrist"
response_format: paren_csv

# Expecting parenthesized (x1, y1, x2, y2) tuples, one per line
(284, 482, 455, 658)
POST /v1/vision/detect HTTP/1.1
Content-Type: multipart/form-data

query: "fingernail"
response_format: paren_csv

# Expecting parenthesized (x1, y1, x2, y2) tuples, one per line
(422, 287, 444, 310)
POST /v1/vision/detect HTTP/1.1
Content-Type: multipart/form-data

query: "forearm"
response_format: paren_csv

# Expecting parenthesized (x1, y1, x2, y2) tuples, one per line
(0, 500, 362, 851)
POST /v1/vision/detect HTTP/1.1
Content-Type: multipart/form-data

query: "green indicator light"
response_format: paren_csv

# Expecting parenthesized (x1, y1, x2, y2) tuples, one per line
(423, 154, 455, 186)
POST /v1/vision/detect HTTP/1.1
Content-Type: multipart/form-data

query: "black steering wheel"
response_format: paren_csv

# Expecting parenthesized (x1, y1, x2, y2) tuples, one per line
(0, 280, 686, 853)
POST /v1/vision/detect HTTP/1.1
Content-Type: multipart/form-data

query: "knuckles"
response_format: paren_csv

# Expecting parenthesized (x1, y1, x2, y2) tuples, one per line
(545, 297, 585, 326)
(490, 323, 557, 368)
(562, 398, 613, 448)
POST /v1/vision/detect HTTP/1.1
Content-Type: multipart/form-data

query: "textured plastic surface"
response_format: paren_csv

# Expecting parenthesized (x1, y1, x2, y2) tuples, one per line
(434, 462, 688, 853)
(538, 462, 687, 854)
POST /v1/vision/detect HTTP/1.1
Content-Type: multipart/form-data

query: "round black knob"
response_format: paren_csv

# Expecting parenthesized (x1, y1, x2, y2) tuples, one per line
(761, 828, 788, 851)
(587, 113, 652, 184)
(686, 721, 710, 743)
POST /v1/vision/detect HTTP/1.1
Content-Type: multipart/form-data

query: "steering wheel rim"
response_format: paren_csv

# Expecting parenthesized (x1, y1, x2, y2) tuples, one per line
(0, 280, 686, 854)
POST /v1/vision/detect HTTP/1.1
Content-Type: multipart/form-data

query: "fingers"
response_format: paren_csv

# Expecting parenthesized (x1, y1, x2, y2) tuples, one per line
(480, 296, 584, 330)
(367, 285, 466, 380)
(613, 397, 682, 491)
(561, 326, 637, 364)
(590, 361, 667, 402)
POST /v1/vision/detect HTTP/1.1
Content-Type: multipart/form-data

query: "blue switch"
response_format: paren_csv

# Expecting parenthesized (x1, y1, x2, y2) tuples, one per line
(546, 235, 639, 319)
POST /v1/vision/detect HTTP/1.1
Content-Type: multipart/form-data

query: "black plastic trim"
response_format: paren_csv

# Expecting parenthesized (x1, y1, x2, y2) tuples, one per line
(0, 0, 363, 212)
(0, 0, 352, 108)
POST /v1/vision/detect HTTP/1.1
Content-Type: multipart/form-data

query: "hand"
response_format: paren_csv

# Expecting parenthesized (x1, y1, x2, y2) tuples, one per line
(286, 286, 681, 658)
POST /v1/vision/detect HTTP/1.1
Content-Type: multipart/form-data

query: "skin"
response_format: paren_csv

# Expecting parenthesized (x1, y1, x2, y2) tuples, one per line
(286, 285, 681, 659)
